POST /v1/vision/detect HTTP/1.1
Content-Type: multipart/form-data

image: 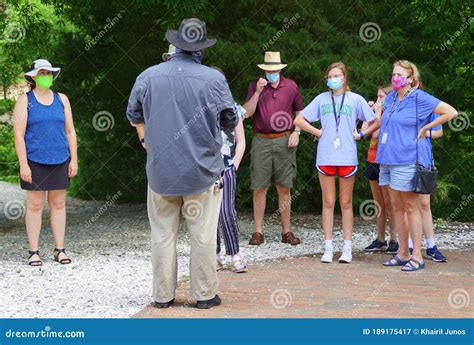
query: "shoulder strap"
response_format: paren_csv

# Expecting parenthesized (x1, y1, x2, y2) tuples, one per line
(26, 91, 34, 110)
(415, 93, 419, 165)
(54, 91, 65, 109)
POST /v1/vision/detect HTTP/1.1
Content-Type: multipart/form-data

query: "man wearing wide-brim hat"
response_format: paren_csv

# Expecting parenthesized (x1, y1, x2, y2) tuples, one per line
(243, 51, 304, 246)
(127, 18, 237, 310)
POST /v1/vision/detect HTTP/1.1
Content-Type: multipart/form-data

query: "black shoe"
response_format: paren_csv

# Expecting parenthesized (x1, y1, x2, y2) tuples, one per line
(196, 295, 221, 309)
(364, 238, 387, 252)
(153, 299, 175, 308)
(386, 240, 399, 254)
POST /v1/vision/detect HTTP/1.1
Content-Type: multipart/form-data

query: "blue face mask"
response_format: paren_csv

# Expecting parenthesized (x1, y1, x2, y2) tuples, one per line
(265, 72, 280, 83)
(327, 77, 343, 90)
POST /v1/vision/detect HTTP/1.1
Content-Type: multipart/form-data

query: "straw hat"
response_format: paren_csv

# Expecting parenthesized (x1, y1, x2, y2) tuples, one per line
(257, 52, 287, 71)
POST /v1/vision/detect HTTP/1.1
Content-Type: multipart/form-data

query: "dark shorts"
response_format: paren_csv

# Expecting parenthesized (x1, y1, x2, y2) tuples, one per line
(20, 159, 70, 191)
(364, 161, 380, 181)
(250, 134, 297, 189)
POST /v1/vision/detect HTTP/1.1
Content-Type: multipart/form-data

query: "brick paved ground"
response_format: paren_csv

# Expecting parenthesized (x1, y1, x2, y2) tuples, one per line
(134, 250, 473, 318)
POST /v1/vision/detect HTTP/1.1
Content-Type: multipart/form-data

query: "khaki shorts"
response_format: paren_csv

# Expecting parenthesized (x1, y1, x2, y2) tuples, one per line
(250, 133, 297, 190)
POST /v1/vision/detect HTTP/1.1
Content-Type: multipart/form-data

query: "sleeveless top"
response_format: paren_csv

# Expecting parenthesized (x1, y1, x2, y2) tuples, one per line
(25, 91, 70, 165)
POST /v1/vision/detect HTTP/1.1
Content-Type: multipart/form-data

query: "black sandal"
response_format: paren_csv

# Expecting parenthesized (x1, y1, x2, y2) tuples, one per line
(28, 250, 43, 266)
(53, 248, 72, 265)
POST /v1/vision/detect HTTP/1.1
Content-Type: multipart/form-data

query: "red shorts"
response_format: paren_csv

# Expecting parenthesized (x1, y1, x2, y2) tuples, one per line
(317, 165, 358, 178)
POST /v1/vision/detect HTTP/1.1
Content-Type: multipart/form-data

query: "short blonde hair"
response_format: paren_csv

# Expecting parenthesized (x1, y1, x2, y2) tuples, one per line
(326, 62, 350, 91)
(393, 60, 422, 89)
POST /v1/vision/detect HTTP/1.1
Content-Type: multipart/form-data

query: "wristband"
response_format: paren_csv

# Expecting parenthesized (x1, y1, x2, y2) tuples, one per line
(358, 131, 365, 140)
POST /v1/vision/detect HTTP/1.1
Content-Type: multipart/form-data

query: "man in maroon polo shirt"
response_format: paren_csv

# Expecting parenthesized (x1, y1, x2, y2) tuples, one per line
(243, 51, 304, 246)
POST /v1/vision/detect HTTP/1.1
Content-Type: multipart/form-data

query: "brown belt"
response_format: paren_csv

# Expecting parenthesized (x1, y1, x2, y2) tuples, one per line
(255, 131, 291, 139)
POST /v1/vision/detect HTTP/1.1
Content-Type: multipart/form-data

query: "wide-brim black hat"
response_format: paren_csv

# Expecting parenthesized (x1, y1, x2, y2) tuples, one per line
(165, 18, 216, 51)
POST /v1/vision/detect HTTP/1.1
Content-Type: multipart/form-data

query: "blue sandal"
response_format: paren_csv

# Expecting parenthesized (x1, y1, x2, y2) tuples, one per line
(401, 258, 425, 272)
(383, 255, 410, 267)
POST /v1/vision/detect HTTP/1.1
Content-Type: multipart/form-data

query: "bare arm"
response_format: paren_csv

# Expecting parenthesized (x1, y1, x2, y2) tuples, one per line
(243, 78, 267, 118)
(59, 94, 78, 177)
(355, 118, 380, 140)
(294, 114, 322, 138)
(132, 123, 146, 149)
(12, 94, 32, 183)
(426, 127, 443, 139)
(418, 101, 457, 139)
(233, 118, 246, 170)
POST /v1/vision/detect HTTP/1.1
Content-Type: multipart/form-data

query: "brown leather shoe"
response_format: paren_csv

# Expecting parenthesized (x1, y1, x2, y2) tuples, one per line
(249, 232, 264, 245)
(282, 232, 301, 245)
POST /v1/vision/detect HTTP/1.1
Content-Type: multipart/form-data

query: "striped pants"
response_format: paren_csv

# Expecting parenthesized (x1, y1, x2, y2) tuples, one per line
(216, 166, 240, 256)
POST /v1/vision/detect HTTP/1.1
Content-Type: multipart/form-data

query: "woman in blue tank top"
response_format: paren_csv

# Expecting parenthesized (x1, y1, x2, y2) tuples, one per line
(12, 59, 78, 266)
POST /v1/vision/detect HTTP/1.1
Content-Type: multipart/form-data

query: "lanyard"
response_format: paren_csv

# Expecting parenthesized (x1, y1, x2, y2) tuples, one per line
(384, 88, 413, 129)
(331, 92, 346, 134)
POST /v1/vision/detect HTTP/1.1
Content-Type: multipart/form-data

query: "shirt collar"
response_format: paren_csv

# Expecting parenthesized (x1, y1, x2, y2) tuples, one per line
(172, 52, 201, 64)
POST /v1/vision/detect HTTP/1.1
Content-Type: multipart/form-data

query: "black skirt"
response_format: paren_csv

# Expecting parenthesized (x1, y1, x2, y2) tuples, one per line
(20, 159, 70, 191)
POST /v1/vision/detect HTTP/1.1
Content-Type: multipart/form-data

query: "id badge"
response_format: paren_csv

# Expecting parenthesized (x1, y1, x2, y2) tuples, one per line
(333, 136, 341, 150)
(381, 132, 388, 144)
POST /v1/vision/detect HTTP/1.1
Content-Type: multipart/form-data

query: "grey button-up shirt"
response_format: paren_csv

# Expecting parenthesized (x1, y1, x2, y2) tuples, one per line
(126, 52, 235, 196)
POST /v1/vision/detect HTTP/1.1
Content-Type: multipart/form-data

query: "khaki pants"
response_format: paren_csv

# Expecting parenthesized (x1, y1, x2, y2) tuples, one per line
(147, 183, 222, 303)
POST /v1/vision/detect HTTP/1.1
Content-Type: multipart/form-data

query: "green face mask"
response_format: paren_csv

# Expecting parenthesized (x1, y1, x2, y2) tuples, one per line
(35, 75, 53, 89)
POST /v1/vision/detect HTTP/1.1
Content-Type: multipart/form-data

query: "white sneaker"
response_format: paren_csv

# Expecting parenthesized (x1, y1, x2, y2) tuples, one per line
(321, 246, 334, 263)
(339, 246, 352, 263)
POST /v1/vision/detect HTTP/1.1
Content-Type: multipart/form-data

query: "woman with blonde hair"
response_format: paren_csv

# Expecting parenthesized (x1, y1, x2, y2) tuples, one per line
(294, 62, 379, 263)
(378, 60, 457, 271)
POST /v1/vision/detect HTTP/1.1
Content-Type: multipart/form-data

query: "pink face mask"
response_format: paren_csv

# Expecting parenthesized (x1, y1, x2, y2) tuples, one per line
(391, 75, 409, 91)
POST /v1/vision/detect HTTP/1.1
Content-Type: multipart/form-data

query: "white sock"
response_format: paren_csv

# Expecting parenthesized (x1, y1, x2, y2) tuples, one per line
(324, 240, 333, 248)
(408, 238, 414, 249)
(232, 254, 241, 262)
(426, 238, 436, 249)
(344, 240, 352, 249)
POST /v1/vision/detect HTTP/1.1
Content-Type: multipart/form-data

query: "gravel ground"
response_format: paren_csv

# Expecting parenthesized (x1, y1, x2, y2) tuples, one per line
(0, 181, 472, 318)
